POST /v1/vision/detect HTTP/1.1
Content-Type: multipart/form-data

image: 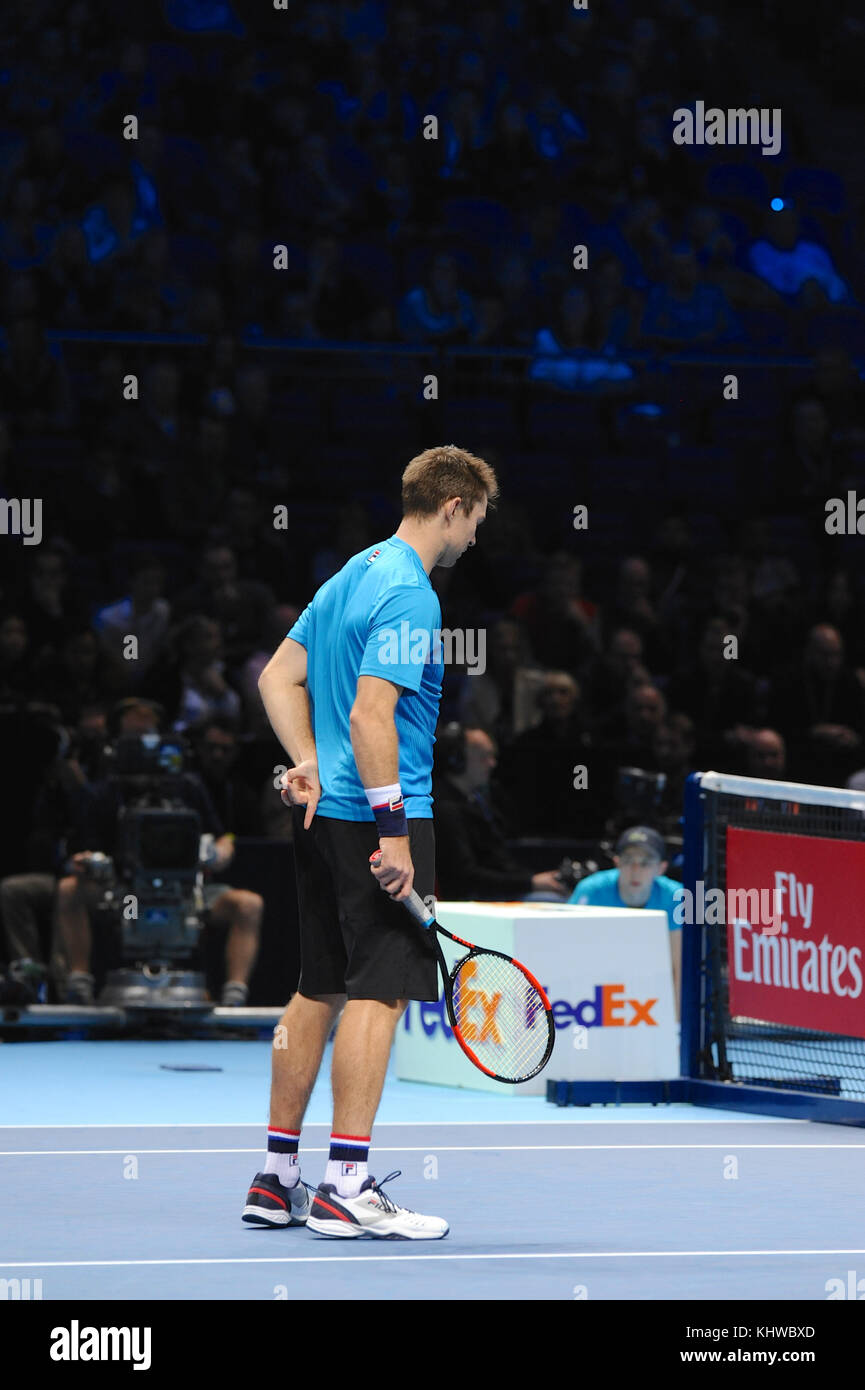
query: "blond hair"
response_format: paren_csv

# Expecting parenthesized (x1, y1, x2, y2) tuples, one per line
(401, 444, 498, 519)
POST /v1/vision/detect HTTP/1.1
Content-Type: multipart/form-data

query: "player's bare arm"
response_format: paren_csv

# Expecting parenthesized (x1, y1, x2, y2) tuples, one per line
(258, 636, 321, 829)
(350, 673, 413, 901)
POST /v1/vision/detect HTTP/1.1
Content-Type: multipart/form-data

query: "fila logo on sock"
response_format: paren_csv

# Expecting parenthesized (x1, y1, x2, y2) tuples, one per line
(341, 1162, 357, 1176)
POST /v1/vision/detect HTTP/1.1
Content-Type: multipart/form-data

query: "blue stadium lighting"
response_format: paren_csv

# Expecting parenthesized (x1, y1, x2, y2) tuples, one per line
(771, 197, 785, 211)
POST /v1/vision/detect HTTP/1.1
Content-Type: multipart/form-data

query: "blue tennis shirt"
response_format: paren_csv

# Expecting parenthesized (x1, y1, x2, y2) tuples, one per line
(288, 536, 443, 820)
(567, 868, 681, 931)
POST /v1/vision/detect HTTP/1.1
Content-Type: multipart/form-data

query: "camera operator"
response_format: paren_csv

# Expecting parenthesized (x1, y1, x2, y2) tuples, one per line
(56, 698, 263, 1006)
(0, 702, 108, 1000)
(186, 714, 264, 836)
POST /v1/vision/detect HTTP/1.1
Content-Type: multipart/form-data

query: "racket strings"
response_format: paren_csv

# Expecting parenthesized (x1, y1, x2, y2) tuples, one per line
(451, 952, 551, 1081)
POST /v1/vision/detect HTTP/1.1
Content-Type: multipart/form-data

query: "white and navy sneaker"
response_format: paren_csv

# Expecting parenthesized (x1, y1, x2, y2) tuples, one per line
(306, 1170, 449, 1240)
(242, 1172, 313, 1227)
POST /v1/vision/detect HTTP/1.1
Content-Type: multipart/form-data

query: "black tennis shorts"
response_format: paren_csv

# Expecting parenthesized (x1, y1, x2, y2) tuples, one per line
(291, 808, 438, 1002)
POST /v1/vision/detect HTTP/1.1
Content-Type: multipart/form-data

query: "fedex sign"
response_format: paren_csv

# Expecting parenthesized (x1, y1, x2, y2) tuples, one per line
(395, 905, 679, 1090)
(403, 982, 657, 1039)
(550, 984, 658, 1029)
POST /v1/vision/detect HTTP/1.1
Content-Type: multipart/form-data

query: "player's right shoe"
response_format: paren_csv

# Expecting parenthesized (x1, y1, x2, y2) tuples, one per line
(306, 1170, 449, 1240)
(242, 1172, 312, 1227)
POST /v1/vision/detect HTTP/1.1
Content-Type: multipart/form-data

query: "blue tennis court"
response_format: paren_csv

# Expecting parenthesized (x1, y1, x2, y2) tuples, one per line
(2, 1041, 863, 1302)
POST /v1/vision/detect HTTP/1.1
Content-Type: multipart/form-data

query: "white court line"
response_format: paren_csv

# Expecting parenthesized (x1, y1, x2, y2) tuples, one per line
(0, 1116, 797, 1129)
(2, 1249, 865, 1269)
(0, 1143, 862, 1157)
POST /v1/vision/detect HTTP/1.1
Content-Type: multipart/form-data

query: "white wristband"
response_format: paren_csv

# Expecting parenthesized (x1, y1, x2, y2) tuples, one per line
(365, 782, 402, 808)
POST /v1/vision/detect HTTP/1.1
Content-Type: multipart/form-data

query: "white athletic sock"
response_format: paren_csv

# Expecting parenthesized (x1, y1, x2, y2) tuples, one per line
(326, 1159, 368, 1197)
(327, 1133, 371, 1197)
(264, 1127, 301, 1188)
(264, 1151, 300, 1187)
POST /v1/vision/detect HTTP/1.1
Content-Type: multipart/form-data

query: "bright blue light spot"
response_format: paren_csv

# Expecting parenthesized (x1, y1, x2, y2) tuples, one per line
(770, 197, 785, 211)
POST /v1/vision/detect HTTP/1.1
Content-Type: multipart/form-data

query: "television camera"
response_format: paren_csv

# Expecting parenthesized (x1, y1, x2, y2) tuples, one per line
(84, 732, 213, 1009)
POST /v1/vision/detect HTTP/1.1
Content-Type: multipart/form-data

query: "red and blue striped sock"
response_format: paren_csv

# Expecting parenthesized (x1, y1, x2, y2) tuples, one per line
(264, 1126, 301, 1188)
(326, 1132, 370, 1197)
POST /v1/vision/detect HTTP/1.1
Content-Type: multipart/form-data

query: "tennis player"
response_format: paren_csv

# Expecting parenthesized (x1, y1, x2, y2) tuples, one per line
(242, 445, 498, 1238)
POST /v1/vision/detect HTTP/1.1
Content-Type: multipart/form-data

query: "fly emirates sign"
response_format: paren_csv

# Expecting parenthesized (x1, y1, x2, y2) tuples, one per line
(726, 828, 865, 1037)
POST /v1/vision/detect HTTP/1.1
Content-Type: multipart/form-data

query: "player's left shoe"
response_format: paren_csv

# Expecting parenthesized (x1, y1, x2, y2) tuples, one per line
(306, 1170, 449, 1240)
(242, 1172, 312, 1227)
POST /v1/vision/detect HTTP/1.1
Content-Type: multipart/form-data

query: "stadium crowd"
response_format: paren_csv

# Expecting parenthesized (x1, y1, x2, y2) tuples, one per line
(2, 1, 865, 997)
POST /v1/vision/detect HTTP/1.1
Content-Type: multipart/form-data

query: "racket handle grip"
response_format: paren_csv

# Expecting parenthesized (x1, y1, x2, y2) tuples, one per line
(369, 850, 435, 927)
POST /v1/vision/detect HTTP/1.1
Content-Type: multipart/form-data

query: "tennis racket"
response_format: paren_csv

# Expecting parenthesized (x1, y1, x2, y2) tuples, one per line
(369, 851, 555, 1084)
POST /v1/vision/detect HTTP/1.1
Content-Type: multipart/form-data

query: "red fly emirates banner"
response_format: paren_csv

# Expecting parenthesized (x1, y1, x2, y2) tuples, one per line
(726, 827, 865, 1038)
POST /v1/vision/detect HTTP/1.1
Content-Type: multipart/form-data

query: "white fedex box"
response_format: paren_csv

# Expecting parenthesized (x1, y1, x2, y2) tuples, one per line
(394, 902, 679, 1095)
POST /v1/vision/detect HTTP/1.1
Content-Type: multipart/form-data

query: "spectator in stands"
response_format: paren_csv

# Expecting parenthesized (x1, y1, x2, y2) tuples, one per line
(148, 614, 242, 733)
(307, 234, 373, 339)
(44, 223, 115, 330)
(511, 552, 599, 673)
(132, 358, 184, 470)
(740, 528, 805, 676)
(0, 614, 35, 702)
(93, 552, 171, 685)
(0, 317, 74, 432)
(817, 568, 865, 669)
(585, 626, 647, 721)
(227, 364, 286, 482)
(433, 724, 567, 901)
(611, 196, 670, 287)
(605, 556, 664, 667)
(0, 704, 108, 995)
(220, 228, 275, 334)
(12, 545, 89, 662)
(0, 176, 55, 269)
(113, 226, 188, 332)
(238, 604, 301, 737)
(55, 698, 262, 1005)
(486, 103, 538, 199)
(769, 624, 865, 783)
(399, 252, 478, 344)
(173, 543, 275, 665)
(773, 393, 839, 501)
(743, 727, 788, 780)
(80, 176, 149, 268)
(187, 715, 264, 837)
(809, 346, 865, 446)
(482, 249, 537, 348)
(640, 243, 741, 347)
(748, 207, 852, 305)
(667, 616, 760, 757)
(500, 671, 595, 837)
(458, 617, 537, 746)
(598, 681, 668, 770)
(654, 713, 697, 832)
(211, 487, 301, 599)
(36, 627, 128, 727)
(438, 86, 491, 187)
(530, 286, 635, 389)
(311, 501, 374, 587)
(277, 131, 353, 231)
(686, 204, 781, 311)
(568, 825, 682, 1014)
(589, 252, 639, 351)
